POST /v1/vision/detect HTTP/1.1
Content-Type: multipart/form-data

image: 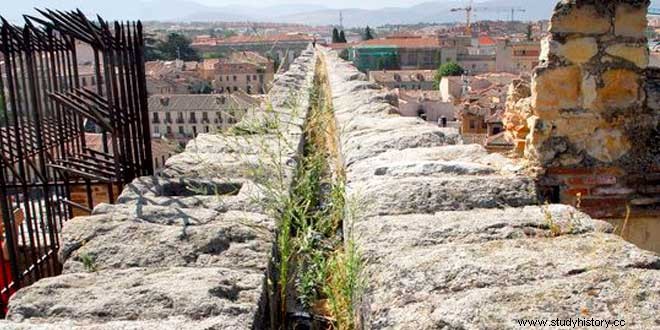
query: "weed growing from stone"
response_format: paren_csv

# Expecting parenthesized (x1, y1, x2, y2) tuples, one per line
(79, 252, 97, 273)
(199, 54, 364, 329)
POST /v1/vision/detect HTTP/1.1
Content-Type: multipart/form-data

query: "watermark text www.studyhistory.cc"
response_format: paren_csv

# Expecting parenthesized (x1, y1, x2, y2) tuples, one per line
(515, 318, 625, 328)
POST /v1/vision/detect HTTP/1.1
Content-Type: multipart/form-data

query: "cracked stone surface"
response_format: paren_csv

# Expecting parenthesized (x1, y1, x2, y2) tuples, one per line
(60, 209, 273, 273)
(351, 175, 538, 216)
(6, 267, 266, 328)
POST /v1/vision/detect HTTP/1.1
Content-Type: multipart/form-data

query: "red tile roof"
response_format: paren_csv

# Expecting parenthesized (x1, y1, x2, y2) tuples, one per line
(194, 33, 313, 46)
(478, 36, 496, 46)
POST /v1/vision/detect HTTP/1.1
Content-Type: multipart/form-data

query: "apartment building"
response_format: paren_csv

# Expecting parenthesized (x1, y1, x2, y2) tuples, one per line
(145, 60, 203, 95)
(368, 70, 435, 90)
(349, 35, 458, 72)
(201, 51, 274, 94)
(496, 39, 542, 74)
(148, 93, 258, 144)
(192, 33, 313, 71)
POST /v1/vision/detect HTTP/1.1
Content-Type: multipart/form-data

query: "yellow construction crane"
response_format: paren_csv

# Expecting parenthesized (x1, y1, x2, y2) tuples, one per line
(452, 1, 528, 35)
(451, 0, 474, 35)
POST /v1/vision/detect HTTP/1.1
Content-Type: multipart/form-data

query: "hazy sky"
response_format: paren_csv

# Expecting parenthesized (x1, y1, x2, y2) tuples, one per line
(194, 0, 437, 8)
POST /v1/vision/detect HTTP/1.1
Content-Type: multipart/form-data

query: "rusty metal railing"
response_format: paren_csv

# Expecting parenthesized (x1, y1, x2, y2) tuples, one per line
(0, 9, 152, 315)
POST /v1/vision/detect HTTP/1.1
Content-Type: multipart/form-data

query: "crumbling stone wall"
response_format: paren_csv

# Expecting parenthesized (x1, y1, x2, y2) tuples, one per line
(323, 47, 659, 329)
(0, 48, 317, 329)
(508, 0, 659, 218)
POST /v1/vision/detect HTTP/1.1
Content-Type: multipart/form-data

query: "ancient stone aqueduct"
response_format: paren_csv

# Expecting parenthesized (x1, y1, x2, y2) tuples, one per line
(1, 0, 658, 329)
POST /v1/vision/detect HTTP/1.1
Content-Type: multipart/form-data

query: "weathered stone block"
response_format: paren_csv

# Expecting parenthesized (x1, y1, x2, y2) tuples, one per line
(584, 127, 631, 162)
(605, 44, 649, 68)
(532, 66, 581, 112)
(59, 210, 274, 273)
(550, 5, 610, 35)
(614, 4, 648, 38)
(557, 37, 598, 64)
(7, 267, 266, 328)
(351, 176, 537, 217)
(581, 73, 598, 109)
(594, 69, 640, 110)
(526, 115, 552, 146)
(552, 113, 601, 147)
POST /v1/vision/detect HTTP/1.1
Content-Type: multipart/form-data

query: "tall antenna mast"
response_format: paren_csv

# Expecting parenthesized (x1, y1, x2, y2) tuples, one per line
(339, 11, 344, 29)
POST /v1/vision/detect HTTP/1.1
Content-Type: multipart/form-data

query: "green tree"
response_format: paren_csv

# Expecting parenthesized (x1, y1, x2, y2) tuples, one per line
(339, 30, 347, 43)
(433, 62, 464, 89)
(158, 33, 200, 61)
(526, 24, 533, 41)
(364, 26, 374, 40)
(144, 33, 164, 61)
(189, 81, 213, 94)
(222, 29, 238, 38)
(332, 28, 340, 43)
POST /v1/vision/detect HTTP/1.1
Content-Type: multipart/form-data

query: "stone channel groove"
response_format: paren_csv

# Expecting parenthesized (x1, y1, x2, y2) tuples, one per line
(321, 48, 659, 329)
(0, 47, 317, 330)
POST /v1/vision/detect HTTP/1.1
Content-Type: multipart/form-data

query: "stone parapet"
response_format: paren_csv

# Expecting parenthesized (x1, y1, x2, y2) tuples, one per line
(505, 0, 659, 218)
(0, 47, 317, 329)
(323, 46, 659, 329)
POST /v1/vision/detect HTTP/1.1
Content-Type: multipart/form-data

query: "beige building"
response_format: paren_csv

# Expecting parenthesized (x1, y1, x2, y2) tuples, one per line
(369, 70, 435, 90)
(145, 60, 203, 95)
(148, 93, 259, 144)
(496, 39, 542, 74)
(396, 90, 457, 125)
(202, 52, 274, 94)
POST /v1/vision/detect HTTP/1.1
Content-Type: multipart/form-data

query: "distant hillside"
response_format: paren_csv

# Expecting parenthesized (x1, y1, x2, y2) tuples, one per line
(2, 0, 657, 25)
(272, 0, 559, 27)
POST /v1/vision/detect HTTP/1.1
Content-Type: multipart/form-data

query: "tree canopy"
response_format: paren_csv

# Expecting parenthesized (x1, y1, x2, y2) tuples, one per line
(433, 62, 465, 88)
(146, 33, 200, 61)
(332, 28, 340, 43)
(338, 30, 347, 43)
(364, 26, 374, 40)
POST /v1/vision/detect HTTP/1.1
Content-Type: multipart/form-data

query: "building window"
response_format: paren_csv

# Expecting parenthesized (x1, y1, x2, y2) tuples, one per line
(152, 112, 159, 123)
(233, 75, 237, 81)
(202, 112, 209, 121)
(204, 126, 209, 133)
(233, 86, 238, 91)
(247, 75, 251, 82)
(166, 126, 172, 134)
(192, 126, 197, 136)
(189, 112, 197, 123)
(253, 75, 257, 80)
(178, 126, 184, 134)
(154, 126, 159, 134)
(165, 112, 171, 123)
(226, 87, 231, 93)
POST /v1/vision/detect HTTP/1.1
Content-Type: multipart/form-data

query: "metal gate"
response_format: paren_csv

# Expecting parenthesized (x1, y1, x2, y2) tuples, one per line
(0, 9, 152, 314)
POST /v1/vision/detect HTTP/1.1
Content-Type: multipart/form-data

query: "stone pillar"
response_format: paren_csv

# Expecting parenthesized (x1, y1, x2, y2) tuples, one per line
(516, 0, 659, 218)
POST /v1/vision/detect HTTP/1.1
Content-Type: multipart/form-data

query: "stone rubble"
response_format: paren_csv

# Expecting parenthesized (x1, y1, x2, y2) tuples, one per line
(0, 48, 317, 329)
(323, 45, 659, 329)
